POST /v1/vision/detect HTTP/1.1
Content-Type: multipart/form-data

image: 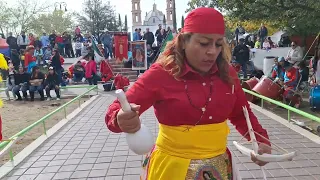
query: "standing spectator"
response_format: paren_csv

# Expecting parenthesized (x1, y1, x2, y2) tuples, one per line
(50, 49, 64, 86)
(233, 38, 250, 78)
(155, 24, 162, 37)
(40, 32, 50, 52)
(258, 24, 268, 49)
(34, 36, 42, 49)
(45, 66, 61, 101)
(286, 41, 303, 67)
(24, 46, 36, 73)
(132, 29, 140, 41)
(235, 24, 245, 45)
(43, 45, 52, 66)
(17, 31, 29, 51)
(156, 29, 165, 47)
(34, 46, 43, 66)
(75, 39, 82, 57)
(49, 30, 57, 48)
(6, 32, 18, 52)
(100, 30, 113, 59)
(143, 28, 155, 47)
(55, 33, 64, 56)
(29, 66, 45, 101)
(13, 66, 30, 101)
(28, 33, 35, 46)
(81, 42, 89, 56)
(63, 32, 74, 58)
(75, 26, 81, 36)
(138, 28, 142, 40)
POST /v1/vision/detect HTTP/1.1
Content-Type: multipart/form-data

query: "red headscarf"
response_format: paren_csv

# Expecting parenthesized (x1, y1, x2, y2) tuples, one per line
(182, 7, 225, 35)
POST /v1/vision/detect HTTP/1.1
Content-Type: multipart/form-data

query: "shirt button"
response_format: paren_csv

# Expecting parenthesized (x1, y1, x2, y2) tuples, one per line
(202, 82, 206, 86)
(209, 116, 212, 120)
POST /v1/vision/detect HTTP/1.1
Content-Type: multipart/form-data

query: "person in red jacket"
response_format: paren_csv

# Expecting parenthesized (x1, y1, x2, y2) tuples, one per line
(55, 33, 64, 56)
(84, 53, 97, 85)
(105, 7, 271, 179)
(24, 45, 36, 73)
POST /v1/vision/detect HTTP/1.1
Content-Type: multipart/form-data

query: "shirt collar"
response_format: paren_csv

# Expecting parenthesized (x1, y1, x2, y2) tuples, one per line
(179, 61, 219, 78)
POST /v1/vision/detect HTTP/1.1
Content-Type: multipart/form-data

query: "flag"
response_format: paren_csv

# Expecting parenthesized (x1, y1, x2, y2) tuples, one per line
(91, 36, 105, 63)
(160, 31, 174, 53)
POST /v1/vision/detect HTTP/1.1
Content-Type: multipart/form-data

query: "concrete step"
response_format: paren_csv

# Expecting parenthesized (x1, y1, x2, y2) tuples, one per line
(112, 68, 136, 72)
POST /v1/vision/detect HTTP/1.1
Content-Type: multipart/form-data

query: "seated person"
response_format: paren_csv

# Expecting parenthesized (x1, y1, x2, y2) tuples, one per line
(73, 61, 85, 82)
(13, 66, 30, 101)
(5, 62, 17, 101)
(45, 66, 61, 101)
(298, 61, 309, 90)
(29, 66, 45, 101)
(43, 45, 52, 66)
(271, 57, 285, 81)
(282, 62, 301, 107)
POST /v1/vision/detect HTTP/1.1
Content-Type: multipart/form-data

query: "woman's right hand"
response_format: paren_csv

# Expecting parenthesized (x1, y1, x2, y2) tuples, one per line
(116, 104, 141, 133)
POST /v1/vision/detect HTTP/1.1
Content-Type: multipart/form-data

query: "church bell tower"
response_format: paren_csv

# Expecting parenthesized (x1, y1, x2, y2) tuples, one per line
(166, 0, 173, 25)
(132, 0, 142, 26)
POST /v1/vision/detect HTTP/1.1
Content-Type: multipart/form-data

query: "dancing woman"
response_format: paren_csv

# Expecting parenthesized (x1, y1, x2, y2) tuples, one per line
(106, 8, 271, 180)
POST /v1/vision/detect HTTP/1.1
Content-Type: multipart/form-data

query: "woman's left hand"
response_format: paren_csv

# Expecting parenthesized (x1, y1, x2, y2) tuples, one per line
(251, 143, 272, 166)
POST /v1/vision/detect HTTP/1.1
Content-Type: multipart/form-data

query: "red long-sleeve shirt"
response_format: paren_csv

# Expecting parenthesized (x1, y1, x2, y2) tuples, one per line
(24, 52, 35, 67)
(105, 63, 270, 145)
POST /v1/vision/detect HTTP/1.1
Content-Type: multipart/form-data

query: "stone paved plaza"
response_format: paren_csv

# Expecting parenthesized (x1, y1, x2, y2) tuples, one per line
(2, 94, 320, 180)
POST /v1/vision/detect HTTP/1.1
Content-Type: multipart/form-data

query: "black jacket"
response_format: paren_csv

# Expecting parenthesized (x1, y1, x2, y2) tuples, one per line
(45, 73, 60, 86)
(30, 72, 45, 85)
(232, 44, 250, 64)
(14, 72, 30, 85)
(143, 32, 155, 45)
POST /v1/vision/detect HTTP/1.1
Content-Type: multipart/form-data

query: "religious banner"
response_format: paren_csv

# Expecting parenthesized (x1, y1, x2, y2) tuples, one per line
(114, 34, 128, 62)
(131, 40, 147, 70)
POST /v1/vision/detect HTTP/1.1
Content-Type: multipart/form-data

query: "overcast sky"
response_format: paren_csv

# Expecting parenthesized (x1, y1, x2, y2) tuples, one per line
(4, 0, 190, 30)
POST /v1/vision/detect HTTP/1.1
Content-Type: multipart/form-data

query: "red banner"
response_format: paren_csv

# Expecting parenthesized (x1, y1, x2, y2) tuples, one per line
(114, 35, 128, 62)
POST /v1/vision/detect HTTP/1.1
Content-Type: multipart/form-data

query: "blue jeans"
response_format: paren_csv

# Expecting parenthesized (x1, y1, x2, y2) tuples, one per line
(104, 44, 113, 59)
(56, 68, 66, 86)
(240, 62, 248, 79)
(29, 85, 44, 92)
(73, 72, 84, 82)
(13, 84, 29, 99)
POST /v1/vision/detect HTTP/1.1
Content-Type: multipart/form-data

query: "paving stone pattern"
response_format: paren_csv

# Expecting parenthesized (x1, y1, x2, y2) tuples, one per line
(3, 94, 320, 180)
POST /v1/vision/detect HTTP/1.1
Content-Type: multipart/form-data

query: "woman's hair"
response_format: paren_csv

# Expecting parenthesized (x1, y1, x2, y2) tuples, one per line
(31, 66, 39, 78)
(156, 33, 232, 84)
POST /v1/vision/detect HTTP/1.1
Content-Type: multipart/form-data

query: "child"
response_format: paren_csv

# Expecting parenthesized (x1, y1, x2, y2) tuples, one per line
(34, 46, 43, 66)
(146, 44, 154, 68)
(75, 38, 82, 57)
(43, 45, 52, 67)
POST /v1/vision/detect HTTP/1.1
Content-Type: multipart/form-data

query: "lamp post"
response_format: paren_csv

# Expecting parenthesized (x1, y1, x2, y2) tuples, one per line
(54, 2, 67, 12)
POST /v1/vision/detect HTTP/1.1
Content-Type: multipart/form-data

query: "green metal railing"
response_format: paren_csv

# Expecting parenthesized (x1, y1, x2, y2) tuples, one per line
(243, 88, 320, 123)
(0, 85, 98, 161)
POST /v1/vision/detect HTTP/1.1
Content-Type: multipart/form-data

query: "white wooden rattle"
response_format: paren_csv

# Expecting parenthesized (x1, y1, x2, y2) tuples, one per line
(115, 89, 154, 155)
(233, 106, 297, 180)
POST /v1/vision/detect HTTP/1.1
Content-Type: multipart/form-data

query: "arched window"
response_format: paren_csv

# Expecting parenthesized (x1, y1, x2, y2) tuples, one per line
(170, 11, 172, 20)
(136, 14, 138, 22)
(135, 3, 138, 10)
(153, 18, 155, 23)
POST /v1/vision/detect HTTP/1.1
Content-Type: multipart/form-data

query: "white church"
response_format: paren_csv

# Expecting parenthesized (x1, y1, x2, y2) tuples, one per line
(131, 0, 174, 34)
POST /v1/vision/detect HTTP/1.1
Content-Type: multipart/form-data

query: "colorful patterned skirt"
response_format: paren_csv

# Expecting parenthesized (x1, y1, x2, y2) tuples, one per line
(140, 122, 240, 180)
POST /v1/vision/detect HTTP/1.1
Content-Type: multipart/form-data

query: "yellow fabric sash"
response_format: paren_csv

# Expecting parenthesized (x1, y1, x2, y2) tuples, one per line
(146, 121, 230, 180)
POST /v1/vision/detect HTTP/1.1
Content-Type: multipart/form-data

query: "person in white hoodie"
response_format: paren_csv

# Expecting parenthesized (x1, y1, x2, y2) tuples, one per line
(286, 41, 303, 67)
(17, 31, 29, 50)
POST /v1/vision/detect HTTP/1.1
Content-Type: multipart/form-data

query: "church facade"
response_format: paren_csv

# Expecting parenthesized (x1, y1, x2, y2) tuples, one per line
(131, 0, 174, 35)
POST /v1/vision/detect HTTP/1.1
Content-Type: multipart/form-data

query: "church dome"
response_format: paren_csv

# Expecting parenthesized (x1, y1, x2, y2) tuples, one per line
(144, 3, 164, 22)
